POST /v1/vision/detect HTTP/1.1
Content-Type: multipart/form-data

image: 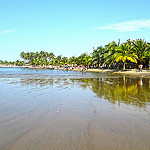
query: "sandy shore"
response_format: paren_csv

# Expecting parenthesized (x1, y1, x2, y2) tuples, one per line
(65, 68, 150, 76)
(86, 68, 150, 76)
(0, 65, 150, 76)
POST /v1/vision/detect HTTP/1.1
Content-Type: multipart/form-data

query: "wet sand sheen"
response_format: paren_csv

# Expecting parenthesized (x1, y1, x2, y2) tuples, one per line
(0, 68, 150, 150)
(7, 102, 150, 150)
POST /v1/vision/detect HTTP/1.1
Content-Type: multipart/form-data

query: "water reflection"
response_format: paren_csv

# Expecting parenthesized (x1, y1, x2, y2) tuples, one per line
(9, 75, 150, 108)
(75, 76, 150, 108)
(138, 78, 143, 86)
(20, 78, 55, 87)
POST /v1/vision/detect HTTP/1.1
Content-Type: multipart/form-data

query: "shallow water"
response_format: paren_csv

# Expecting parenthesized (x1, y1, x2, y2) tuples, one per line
(0, 68, 150, 150)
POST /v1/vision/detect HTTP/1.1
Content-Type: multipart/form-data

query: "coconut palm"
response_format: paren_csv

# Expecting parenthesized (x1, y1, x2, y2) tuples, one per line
(62, 57, 68, 65)
(49, 52, 55, 60)
(20, 51, 25, 59)
(48, 52, 55, 65)
(56, 55, 62, 66)
(115, 42, 138, 70)
(145, 45, 150, 69)
(78, 53, 90, 66)
(132, 39, 150, 64)
(104, 41, 118, 65)
(91, 46, 104, 67)
(69, 56, 77, 66)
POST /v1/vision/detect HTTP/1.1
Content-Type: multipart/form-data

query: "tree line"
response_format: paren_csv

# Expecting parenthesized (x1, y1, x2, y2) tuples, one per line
(0, 39, 150, 70)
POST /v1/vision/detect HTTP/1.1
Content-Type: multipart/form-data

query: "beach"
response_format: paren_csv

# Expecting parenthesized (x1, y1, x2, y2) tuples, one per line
(1, 1, 150, 149)
(0, 68, 150, 150)
(1, 64, 149, 76)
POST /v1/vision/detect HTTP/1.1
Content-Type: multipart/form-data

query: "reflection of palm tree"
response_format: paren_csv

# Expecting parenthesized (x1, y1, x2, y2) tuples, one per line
(16, 76, 150, 108)
(77, 77, 150, 108)
(123, 75, 126, 85)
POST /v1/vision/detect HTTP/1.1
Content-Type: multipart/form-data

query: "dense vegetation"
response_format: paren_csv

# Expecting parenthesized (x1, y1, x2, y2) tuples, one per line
(0, 39, 150, 69)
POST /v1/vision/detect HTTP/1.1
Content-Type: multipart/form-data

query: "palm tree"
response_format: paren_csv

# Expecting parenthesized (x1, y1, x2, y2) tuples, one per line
(49, 52, 55, 60)
(0, 60, 3, 64)
(35, 52, 39, 59)
(20, 51, 29, 64)
(48, 52, 55, 65)
(62, 57, 68, 65)
(69, 56, 77, 66)
(91, 46, 104, 67)
(104, 41, 118, 65)
(56, 55, 62, 66)
(20, 51, 25, 59)
(144, 44, 150, 69)
(78, 53, 90, 66)
(83, 54, 91, 66)
(115, 42, 138, 70)
(132, 39, 150, 64)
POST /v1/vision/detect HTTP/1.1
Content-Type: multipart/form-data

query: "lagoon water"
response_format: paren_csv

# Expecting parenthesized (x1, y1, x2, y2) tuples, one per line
(0, 68, 150, 150)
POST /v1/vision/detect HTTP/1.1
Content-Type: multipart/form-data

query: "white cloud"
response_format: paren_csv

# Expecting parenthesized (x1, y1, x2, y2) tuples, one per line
(94, 19, 150, 32)
(0, 30, 16, 35)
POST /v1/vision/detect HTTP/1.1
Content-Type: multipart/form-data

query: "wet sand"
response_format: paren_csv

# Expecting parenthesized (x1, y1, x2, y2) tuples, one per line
(0, 68, 150, 150)
(7, 105, 150, 150)
(2, 94, 150, 150)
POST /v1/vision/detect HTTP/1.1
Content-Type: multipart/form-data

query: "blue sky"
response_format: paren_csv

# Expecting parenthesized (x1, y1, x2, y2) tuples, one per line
(0, 0, 150, 61)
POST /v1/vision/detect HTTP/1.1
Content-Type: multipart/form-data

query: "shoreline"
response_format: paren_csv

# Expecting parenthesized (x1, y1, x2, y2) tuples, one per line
(85, 68, 150, 77)
(0, 65, 150, 76)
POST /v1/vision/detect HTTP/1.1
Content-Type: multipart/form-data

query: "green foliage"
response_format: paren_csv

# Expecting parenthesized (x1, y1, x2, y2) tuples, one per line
(132, 39, 150, 63)
(14, 60, 24, 66)
(2, 39, 150, 69)
(104, 41, 118, 65)
(91, 46, 104, 66)
(77, 53, 91, 66)
(115, 42, 138, 69)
